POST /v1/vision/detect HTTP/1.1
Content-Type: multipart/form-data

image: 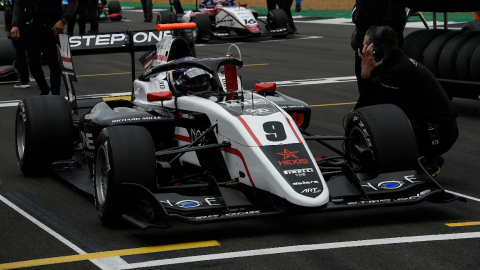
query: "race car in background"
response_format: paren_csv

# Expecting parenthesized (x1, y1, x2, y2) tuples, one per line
(62, 0, 123, 21)
(156, 0, 292, 42)
(14, 23, 464, 231)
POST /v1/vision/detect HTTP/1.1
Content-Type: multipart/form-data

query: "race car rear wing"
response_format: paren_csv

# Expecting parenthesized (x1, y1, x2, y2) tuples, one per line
(56, 25, 197, 113)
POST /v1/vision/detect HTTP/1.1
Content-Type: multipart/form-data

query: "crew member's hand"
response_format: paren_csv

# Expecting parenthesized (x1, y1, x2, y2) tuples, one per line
(10, 26, 20, 41)
(358, 43, 383, 79)
(53, 20, 65, 36)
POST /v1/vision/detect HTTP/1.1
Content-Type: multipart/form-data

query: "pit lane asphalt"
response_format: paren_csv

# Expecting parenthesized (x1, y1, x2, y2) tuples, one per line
(1, 9, 480, 270)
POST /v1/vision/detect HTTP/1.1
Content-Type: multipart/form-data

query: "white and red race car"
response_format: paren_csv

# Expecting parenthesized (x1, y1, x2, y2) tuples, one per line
(157, 0, 292, 42)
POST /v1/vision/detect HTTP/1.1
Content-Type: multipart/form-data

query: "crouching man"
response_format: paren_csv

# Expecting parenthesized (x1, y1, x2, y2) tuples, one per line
(355, 25, 459, 177)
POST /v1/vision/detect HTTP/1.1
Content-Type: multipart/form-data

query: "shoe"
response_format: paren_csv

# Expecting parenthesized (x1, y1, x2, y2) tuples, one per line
(14, 81, 30, 88)
(87, 30, 99, 34)
(144, 19, 152, 22)
(421, 157, 441, 178)
(295, 4, 301, 12)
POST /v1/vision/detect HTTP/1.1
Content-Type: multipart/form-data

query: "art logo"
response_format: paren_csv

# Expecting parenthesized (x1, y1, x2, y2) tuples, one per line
(276, 148, 309, 166)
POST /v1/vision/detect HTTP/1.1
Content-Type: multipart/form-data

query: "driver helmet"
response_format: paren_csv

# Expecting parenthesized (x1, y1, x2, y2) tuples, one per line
(213, 0, 227, 6)
(172, 57, 211, 94)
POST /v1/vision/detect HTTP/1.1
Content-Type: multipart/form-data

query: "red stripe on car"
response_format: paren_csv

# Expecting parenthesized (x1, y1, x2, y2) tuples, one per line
(174, 134, 192, 143)
(221, 147, 256, 187)
(283, 113, 302, 143)
(237, 116, 263, 146)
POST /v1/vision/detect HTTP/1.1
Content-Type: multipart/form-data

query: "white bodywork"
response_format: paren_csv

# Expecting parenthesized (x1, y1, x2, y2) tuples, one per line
(133, 74, 330, 207)
(181, 7, 260, 32)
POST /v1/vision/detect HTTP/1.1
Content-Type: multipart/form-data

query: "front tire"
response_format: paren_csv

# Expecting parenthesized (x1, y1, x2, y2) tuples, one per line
(345, 104, 419, 178)
(15, 96, 73, 175)
(93, 126, 157, 225)
(191, 14, 211, 43)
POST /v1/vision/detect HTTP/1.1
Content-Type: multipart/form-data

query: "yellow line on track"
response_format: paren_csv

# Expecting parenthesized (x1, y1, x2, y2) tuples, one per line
(310, 102, 356, 107)
(446, 221, 480, 227)
(0, 240, 220, 270)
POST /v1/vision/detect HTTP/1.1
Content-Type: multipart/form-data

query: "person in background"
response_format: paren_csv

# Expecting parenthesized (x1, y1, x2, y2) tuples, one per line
(67, 0, 88, 35)
(87, 0, 99, 33)
(10, 0, 78, 95)
(141, 0, 153, 22)
(295, 0, 301, 12)
(4, 0, 30, 88)
(356, 26, 459, 178)
(352, 0, 408, 94)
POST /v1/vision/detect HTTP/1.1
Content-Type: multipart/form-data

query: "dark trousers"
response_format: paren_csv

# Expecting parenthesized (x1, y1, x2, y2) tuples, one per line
(413, 120, 459, 159)
(68, 0, 88, 35)
(12, 29, 30, 82)
(141, 0, 153, 21)
(26, 24, 61, 95)
(88, 0, 99, 31)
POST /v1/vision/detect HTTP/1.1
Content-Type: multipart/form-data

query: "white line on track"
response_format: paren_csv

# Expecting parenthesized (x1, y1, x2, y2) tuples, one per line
(0, 194, 128, 270)
(119, 232, 480, 268)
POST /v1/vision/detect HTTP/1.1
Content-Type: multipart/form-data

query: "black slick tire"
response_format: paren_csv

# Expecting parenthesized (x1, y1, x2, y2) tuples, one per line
(108, 1, 121, 14)
(438, 31, 479, 79)
(423, 31, 463, 77)
(461, 21, 480, 31)
(404, 30, 448, 63)
(93, 126, 156, 225)
(345, 104, 419, 177)
(191, 14, 211, 43)
(455, 34, 480, 81)
(0, 39, 17, 66)
(470, 45, 480, 82)
(157, 10, 176, 24)
(267, 9, 288, 30)
(15, 96, 73, 175)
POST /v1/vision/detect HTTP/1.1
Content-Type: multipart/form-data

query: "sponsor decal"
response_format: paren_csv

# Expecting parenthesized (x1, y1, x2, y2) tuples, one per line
(80, 131, 94, 150)
(244, 107, 276, 116)
(292, 180, 319, 186)
(301, 187, 322, 194)
(175, 200, 202, 208)
(69, 31, 168, 48)
(280, 105, 305, 109)
(377, 181, 404, 189)
(347, 189, 432, 205)
(353, 117, 372, 147)
(111, 116, 163, 123)
(276, 148, 309, 167)
(190, 210, 261, 220)
(283, 168, 314, 176)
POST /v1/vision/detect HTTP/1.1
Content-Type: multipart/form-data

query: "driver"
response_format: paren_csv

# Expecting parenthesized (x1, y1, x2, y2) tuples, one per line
(173, 67, 212, 95)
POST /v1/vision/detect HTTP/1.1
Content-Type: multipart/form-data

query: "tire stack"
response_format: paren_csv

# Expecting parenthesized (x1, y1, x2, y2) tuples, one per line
(403, 29, 480, 82)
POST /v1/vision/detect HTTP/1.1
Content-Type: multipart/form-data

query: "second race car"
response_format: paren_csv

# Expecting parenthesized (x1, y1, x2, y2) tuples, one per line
(157, 0, 292, 42)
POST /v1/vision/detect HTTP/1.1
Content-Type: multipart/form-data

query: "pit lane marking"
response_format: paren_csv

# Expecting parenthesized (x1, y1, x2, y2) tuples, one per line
(0, 240, 220, 270)
(118, 232, 480, 268)
(0, 194, 125, 270)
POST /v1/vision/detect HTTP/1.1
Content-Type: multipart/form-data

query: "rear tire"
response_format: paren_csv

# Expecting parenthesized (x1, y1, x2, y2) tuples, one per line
(108, 1, 121, 14)
(191, 14, 211, 43)
(93, 126, 156, 225)
(345, 104, 419, 178)
(157, 10, 176, 24)
(267, 9, 288, 30)
(0, 39, 17, 66)
(15, 96, 74, 175)
(461, 21, 480, 31)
